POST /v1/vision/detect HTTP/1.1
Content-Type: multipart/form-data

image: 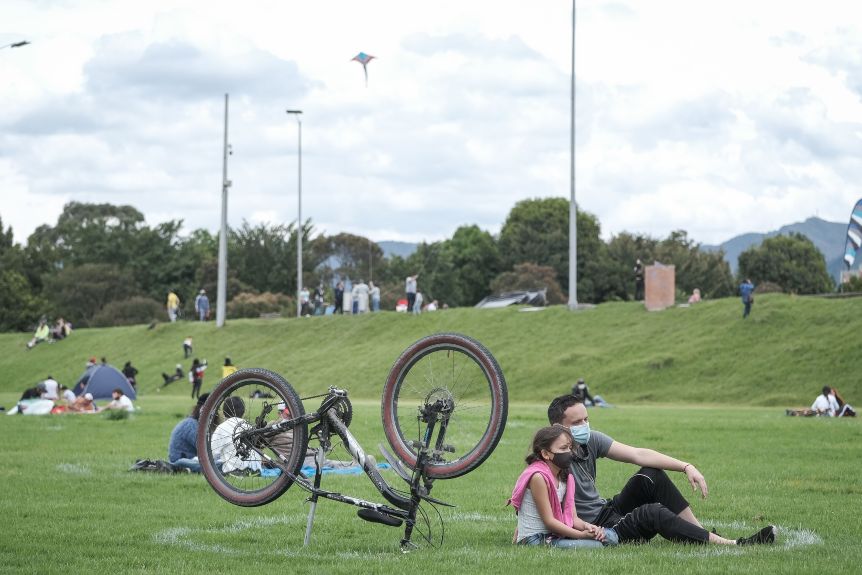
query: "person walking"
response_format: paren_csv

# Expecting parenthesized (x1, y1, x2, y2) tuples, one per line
(195, 289, 210, 321)
(739, 278, 755, 319)
(166, 290, 180, 322)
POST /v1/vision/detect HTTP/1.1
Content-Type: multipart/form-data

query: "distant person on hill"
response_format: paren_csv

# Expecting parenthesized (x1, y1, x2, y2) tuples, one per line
(183, 336, 193, 358)
(633, 259, 645, 301)
(313, 283, 326, 315)
(812, 386, 856, 417)
(167, 393, 209, 473)
(354, 279, 369, 314)
(100, 388, 134, 412)
(51, 317, 72, 340)
(122, 361, 138, 389)
(300, 286, 311, 316)
(161, 364, 184, 388)
(26, 318, 50, 350)
(166, 290, 181, 322)
(688, 289, 701, 304)
(405, 274, 418, 313)
(222, 357, 237, 379)
(195, 289, 210, 321)
(369, 281, 381, 312)
(333, 281, 344, 315)
(831, 388, 856, 417)
(571, 378, 594, 406)
(545, 394, 776, 547)
(189, 358, 208, 399)
(739, 279, 755, 319)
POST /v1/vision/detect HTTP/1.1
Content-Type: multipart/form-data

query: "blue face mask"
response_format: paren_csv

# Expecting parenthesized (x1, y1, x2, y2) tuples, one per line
(570, 423, 590, 445)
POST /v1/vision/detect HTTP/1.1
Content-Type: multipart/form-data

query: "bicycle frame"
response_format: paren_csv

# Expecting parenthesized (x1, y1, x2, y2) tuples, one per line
(235, 387, 452, 551)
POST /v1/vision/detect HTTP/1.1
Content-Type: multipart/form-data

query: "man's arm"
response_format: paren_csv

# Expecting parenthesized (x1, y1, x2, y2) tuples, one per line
(606, 440, 708, 498)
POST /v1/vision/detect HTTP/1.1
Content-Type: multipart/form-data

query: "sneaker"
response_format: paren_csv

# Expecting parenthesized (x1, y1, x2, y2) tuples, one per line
(737, 525, 776, 546)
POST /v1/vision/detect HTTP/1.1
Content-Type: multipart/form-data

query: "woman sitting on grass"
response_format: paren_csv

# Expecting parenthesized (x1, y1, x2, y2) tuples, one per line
(509, 425, 612, 548)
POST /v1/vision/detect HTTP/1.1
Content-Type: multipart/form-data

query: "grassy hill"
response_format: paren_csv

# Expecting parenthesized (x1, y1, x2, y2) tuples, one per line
(2, 293, 858, 407)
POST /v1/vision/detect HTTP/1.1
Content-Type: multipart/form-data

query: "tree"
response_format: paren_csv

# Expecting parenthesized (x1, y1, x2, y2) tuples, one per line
(738, 233, 834, 294)
(0, 269, 45, 332)
(316, 232, 384, 285)
(497, 198, 606, 302)
(42, 264, 137, 327)
(444, 225, 502, 306)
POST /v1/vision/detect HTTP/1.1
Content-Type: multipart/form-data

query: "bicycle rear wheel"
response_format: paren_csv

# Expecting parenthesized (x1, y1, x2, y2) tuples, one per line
(381, 333, 508, 480)
(198, 368, 308, 507)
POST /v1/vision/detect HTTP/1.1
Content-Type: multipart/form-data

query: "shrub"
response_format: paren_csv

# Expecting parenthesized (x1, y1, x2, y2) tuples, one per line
(91, 296, 166, 327)
(227, 292, 294, 319)
(490, 263, 566, 304)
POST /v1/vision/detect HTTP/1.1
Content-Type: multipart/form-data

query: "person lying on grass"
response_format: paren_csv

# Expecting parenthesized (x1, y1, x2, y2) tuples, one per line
(546, 394, 776, 546)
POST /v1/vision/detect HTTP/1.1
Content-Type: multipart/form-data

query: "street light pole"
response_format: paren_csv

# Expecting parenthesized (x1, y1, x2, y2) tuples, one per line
(568, 0, 578, 310)
(216, 93, 230, 328)
(287, 110, 303, 318)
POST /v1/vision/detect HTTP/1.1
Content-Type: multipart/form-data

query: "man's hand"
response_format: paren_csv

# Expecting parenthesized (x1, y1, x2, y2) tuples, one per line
(684, 464, 708, 499)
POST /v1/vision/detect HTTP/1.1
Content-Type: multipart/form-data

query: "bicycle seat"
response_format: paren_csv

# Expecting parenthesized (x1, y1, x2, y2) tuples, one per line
(357, 508, 403, 527)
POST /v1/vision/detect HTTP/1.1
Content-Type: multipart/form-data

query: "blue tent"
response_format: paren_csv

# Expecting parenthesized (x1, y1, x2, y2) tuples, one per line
(78, 364, 136, 400)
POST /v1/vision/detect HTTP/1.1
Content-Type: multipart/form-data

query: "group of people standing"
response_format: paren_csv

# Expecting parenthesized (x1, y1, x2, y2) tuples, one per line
(332, 280, 381, 315)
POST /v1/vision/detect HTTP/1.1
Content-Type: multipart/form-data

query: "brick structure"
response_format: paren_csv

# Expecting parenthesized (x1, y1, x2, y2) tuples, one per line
(645, 264, 675, 311)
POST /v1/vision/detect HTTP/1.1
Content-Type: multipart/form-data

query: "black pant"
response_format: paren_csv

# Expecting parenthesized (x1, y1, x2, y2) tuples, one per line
(407, 292, 416, 312)
(595, 467, 708, 544)
(191, 380, 201, 399)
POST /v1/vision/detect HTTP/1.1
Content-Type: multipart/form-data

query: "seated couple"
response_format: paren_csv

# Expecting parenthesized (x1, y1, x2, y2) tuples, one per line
(510, 395, 776, 548)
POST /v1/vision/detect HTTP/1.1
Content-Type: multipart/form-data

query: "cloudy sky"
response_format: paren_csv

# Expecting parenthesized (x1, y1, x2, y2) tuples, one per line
(2, 0, 862, 247)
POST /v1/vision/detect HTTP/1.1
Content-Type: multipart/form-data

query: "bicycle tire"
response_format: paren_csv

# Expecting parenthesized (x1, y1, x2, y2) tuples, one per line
(381, 333, 508, 480)
(198, 368, 309, 507)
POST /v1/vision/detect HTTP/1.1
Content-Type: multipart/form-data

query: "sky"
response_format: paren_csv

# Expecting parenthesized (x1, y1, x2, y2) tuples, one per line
(2, 0, 862, 247)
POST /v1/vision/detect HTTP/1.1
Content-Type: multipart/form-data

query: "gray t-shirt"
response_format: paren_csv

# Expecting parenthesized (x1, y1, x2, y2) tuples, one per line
(569, 429, 614, 523)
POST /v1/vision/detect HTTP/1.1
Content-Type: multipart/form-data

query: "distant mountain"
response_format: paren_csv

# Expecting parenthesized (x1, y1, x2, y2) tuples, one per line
(702, 217, 847, 281)
(379, 241, 418, 259)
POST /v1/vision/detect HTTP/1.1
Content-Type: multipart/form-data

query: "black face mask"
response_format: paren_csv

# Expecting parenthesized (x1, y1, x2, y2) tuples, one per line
(551, 451, 574, 469)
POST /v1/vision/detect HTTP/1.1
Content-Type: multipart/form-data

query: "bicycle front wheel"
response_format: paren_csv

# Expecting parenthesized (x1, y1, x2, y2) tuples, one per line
(197, 368, 309, 507)
(381, 333, 508, 480)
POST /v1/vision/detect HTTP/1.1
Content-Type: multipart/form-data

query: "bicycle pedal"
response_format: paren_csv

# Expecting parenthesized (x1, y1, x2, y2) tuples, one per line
(357, 508, 403, 527)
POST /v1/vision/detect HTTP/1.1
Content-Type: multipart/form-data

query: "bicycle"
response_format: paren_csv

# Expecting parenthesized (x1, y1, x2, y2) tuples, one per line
(196, 333, 508, 551)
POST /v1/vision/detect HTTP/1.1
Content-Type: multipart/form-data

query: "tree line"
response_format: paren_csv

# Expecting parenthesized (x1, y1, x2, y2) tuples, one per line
(0, 198, 834, 332)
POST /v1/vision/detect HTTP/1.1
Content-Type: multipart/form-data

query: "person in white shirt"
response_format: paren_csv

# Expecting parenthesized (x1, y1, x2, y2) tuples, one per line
(40, 376, 59, 400)
(812, 386, 856, 417)
(101, 388, 134, 412)
(211, 397, 262, 474)
(60, 385, 76, 405)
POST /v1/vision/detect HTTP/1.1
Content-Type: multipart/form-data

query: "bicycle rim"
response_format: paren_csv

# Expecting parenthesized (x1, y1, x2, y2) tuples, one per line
(198, 368, 308, 507)
(382, 333, 507, 480)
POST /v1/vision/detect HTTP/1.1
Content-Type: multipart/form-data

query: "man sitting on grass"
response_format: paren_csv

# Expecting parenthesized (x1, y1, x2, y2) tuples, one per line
(100, 388, 134, 412)
(547, 394, 776, 546)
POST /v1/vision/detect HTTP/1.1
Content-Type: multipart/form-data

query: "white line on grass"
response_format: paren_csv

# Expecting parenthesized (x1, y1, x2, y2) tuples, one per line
(56, 463, 91, 475)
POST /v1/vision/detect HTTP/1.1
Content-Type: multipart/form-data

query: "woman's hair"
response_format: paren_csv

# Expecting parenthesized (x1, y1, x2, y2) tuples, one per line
(525, 425, 573, 466)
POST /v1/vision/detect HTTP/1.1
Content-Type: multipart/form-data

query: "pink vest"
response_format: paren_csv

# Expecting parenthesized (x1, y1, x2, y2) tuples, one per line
(508, 461, 575, 528)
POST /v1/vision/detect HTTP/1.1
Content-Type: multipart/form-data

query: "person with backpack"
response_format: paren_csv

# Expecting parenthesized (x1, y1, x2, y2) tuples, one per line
(189, 358, 207, 399)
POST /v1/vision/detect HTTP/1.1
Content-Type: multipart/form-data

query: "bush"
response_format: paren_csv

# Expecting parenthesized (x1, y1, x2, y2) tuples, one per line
(227, 292, 294, 319)
(91, 297, 166, 327)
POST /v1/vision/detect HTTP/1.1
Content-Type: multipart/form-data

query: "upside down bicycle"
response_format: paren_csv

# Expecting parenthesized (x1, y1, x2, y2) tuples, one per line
(196, 333, 508, 551)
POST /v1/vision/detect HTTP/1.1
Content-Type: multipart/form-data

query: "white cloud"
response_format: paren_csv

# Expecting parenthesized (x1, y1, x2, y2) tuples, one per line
(2, 0, 862, 249)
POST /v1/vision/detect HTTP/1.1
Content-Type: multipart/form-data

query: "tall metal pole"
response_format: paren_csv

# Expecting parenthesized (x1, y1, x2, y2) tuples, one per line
(568, 0, 578, 310)
(217, 94, 230, 327)
(287, 110, 303, 317)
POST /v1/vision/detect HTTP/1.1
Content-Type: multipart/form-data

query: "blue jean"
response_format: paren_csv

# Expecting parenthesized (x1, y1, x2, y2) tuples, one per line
(518, 528, 618, 548)
(372, 298, 380, 312)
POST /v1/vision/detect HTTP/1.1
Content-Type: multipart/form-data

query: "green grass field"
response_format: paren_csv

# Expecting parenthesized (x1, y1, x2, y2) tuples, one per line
(1, 296, 860, 573)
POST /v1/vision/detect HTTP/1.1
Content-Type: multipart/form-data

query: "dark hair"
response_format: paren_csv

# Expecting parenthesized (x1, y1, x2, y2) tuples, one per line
(112, 388, 123, 395)
(223, 396, 245, 418)
(525, 426, 573, 466)
(192, 358, 200, 367)
(822, 386, 832, 396)
(547, 394, 584, 424)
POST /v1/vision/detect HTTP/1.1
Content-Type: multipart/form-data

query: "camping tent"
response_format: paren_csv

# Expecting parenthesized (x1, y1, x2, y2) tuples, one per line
(78, 364, 137, 400)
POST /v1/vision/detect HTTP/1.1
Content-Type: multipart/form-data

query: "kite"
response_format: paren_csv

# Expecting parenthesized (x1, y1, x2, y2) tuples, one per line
(351, 52, 375, 87)
(844, 198, 862, 268)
